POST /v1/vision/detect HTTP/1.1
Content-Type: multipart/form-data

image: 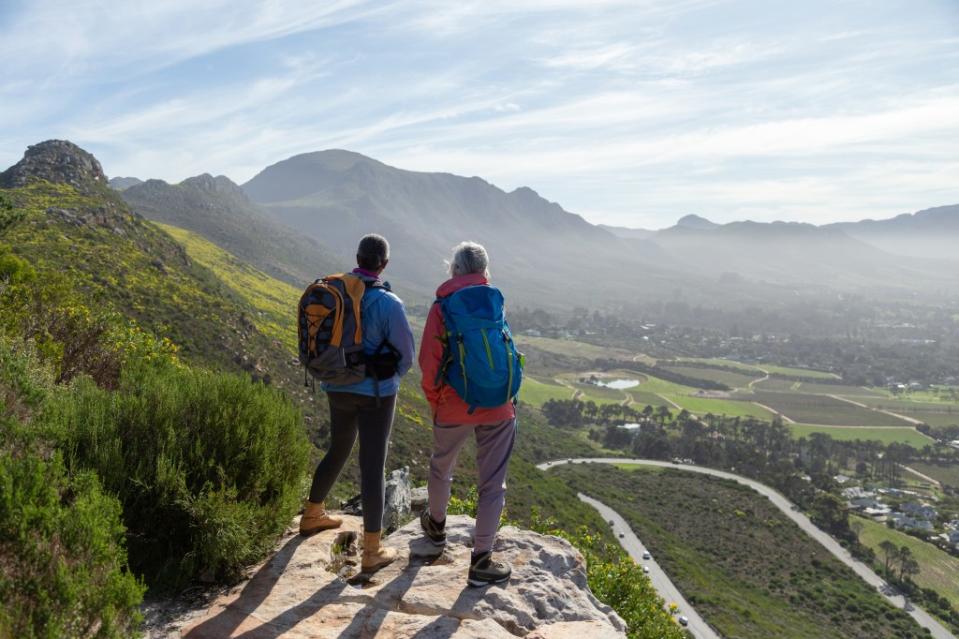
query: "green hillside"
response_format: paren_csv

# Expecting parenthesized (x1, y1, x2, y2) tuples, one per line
(0, 142, 680, 638)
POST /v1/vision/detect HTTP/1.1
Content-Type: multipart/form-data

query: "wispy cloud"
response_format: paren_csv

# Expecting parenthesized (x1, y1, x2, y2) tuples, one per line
(2, 0, 958, 228)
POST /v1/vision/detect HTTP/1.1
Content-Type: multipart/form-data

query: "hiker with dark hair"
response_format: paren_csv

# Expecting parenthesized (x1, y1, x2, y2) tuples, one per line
(418, 241, 524, 587)
(297, 233, 415, 573)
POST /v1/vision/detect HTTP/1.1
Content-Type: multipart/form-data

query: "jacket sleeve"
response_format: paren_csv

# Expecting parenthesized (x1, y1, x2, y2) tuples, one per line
(386, 296, 416, 378)
(418, 304, 444, 409)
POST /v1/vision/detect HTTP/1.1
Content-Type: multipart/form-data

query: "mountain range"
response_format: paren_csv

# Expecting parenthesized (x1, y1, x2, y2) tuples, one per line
(6, 140, 959, 310)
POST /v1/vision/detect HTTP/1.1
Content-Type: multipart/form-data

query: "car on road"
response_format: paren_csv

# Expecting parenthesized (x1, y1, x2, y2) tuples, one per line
(679, 616, 689, 627)
(608, 520, 614, 526)
(642, 565, 650, 573)
(642, 551, 651, 559)
(618, 532, 624, 538)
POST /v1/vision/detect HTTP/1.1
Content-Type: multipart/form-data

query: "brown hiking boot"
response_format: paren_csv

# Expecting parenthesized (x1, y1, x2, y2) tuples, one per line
(361, 530, 398, 572)
(299, 500, 342, 536)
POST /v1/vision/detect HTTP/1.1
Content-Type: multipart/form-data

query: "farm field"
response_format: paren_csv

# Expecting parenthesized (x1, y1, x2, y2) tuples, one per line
(672, 357, 764, 374)
(907, 462, 959, 489)
(513, 334, 635, 361)
(851, 398, 959, 428)
(748, 391, 913, 426)
(626, 389, 672, 409)
(519, 376, 572, 406)
(755, 377, 802, 391)
(658, 365, 762, 389)
(759, 364, 839, 379)
(666, 395, 778, 420)
(788, 424, 934, 448)
(755, 378, 881, 396)
(854, 515, 959, 609)
(556, 464, 927, 639)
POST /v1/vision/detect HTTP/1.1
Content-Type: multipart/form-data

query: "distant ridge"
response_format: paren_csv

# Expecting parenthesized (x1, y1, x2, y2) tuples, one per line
(108, 176, 143, 191)
(121, 173, 340, 286)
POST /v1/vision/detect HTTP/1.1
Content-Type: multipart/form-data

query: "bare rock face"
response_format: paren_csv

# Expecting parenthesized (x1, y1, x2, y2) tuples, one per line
(150, 514, 625, 638)
(0, 140, 107, 192)
(383, 466, 412, 532)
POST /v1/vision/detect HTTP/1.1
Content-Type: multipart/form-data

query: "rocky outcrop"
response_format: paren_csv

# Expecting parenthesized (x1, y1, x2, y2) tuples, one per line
(383, 467, 412, 532)
(0, 140, 106, 192)
(148, 514, 625, 638)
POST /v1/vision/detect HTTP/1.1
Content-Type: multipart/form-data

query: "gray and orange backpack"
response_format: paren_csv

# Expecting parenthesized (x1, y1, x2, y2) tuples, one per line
(297, 273, 397, 386)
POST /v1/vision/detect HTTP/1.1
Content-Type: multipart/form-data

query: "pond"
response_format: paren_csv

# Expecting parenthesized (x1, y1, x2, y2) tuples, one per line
(596, 378, 640, 390)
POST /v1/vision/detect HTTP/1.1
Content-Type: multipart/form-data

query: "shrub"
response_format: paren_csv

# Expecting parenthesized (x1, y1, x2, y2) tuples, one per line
(0, 450, 144, 638)
(43, 362, 311, 588)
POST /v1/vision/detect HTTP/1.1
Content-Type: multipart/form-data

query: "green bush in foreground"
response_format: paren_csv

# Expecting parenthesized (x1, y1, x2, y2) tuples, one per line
(0, 450, 145, 638)
(43, 362, 311, 589)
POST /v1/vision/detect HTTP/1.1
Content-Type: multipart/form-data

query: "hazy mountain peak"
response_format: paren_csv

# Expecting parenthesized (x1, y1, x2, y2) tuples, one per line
(108, 176, 143, 191)
(676, 213, 718, 230)
(0, 139, 106, 192)
(180, 173, 246, 198)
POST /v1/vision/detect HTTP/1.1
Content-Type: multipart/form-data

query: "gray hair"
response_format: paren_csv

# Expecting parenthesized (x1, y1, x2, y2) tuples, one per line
(447, 241, 489, 277)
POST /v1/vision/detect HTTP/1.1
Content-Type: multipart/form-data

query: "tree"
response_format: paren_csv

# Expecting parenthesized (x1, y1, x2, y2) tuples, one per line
(897, 546, 917, 583)
(879, 540, 899, 578)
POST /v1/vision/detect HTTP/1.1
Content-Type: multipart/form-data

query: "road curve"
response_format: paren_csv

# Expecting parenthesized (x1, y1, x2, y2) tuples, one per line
(539, 458, 955, 639)
(578, 493, 719, 639)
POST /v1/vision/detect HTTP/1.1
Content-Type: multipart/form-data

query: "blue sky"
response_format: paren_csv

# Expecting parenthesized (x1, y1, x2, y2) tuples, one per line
(2, 0, 958, 229)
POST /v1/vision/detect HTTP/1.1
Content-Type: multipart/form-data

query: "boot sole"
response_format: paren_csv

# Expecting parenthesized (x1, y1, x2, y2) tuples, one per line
(467, 574, 510, 588)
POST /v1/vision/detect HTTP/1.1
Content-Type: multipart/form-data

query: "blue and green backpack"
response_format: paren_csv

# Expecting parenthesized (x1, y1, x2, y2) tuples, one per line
(435, 284, 524, 412)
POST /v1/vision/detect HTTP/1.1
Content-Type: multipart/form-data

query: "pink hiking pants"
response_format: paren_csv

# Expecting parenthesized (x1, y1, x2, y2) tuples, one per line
(427, 418, 516, 553)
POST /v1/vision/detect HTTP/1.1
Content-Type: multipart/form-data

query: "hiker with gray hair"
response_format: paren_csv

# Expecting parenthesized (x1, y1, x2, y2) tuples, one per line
(418, 241, 524, 587)
(298, 233, 415, 574)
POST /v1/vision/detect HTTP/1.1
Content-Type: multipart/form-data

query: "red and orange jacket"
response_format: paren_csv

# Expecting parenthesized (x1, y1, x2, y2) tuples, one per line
(418, 273, 517, 426)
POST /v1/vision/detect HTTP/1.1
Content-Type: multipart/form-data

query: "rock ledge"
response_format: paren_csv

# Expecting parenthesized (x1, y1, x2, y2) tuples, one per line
(148, 514, 625, 638)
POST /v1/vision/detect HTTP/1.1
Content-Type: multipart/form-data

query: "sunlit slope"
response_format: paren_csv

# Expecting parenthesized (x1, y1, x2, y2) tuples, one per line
(158, 223, 301, 353)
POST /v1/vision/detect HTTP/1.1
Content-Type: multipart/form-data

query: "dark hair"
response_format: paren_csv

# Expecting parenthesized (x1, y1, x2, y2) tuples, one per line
(356, 234, 390, 271)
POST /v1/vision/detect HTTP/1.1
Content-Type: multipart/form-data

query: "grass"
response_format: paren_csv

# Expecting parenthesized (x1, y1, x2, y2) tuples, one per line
(788, 424, 934, 448)
(159, 224, 301, 352)
(626, 389, 673, 409)
(749, 391, 913, 426)
(854, 515, 959, 609)
(519, 376, 572, 407)
(556, 464, 927, 639)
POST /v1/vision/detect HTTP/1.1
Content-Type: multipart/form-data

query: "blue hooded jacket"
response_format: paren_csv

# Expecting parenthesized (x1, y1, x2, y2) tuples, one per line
(320, 269, 415, 397)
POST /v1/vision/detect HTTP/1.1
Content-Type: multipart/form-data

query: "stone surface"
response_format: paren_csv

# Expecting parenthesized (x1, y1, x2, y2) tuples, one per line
(383, 466, 412, 532)
(150, 514, 625, 638)
(0, 139, 106, 191)
(410, 486, 429, 512)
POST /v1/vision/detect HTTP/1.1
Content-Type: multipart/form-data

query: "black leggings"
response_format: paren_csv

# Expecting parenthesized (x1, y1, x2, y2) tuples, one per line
(308, 392, 396, 532)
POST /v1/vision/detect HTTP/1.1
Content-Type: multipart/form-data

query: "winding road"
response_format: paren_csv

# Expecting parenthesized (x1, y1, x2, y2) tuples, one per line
(577, 493, 718, 639)
(538, 458, 955, 639)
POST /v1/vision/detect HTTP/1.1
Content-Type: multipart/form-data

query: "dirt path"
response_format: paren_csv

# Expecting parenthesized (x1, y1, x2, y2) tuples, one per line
(747, 367, 770, 390)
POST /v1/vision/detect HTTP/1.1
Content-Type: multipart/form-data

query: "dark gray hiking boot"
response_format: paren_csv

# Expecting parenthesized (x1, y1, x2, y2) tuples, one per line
(467, 551, 511, 587)
(420, 509, 446, 547)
